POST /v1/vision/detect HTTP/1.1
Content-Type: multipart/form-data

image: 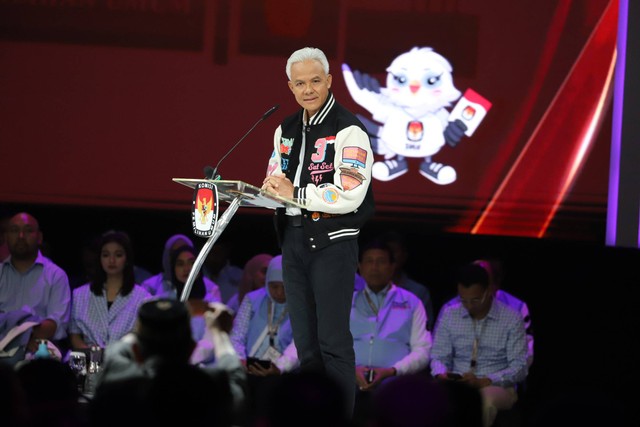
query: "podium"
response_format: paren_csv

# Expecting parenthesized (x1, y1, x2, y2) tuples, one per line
(172, 179, 305, 302)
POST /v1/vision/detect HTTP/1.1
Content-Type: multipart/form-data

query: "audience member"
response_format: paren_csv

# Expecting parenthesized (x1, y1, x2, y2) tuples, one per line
(430, 262, 528, 427)
(474, 258, 534, 367)
(379, 230, 435, 331)
(170, 244, 221, 302)
(352, 240, 432, 424)
(229, 255, 291, 424)
(71, 234, 153, 289)
(0, 212, 71, 365)
(145, 241, 221, 303)
(442, 257, 534, 368)
(169, 244, 221, 341)
(226, 253, 273, 313)
(95, 298, 246, 423)
(69, 230, 151, 351)
(202, 241, 243, 304)
(353, 240, 432, 388)
(230, 255, 291, 365)
(141, 233, 194, 297)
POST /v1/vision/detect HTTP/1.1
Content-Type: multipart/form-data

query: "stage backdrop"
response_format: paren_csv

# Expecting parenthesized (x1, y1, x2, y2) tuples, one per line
(0, 0, 618, 242)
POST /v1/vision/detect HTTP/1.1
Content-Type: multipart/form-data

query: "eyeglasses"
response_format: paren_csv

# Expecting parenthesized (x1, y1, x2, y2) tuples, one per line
(7, 226, 38, 236)
(459, 290, 488, 306)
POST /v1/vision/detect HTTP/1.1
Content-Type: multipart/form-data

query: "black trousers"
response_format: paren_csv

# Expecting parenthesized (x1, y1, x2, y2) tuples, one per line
(281, 225, 358, 416)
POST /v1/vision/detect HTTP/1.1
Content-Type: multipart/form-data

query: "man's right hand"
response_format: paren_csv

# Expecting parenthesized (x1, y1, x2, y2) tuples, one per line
(246, 361, 281, 376)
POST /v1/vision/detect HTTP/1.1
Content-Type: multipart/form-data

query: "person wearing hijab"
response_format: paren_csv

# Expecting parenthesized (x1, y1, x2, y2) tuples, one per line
(141, 234, 221, 302)
(225, 254, 273, 314)
(229, 255, 291, 365)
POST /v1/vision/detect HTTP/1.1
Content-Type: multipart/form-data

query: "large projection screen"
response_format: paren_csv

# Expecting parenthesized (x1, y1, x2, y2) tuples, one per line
(0, 0, 618, 242)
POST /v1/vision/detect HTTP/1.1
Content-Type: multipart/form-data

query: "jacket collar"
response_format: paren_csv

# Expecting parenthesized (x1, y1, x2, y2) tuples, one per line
(307, 91, 335, 126)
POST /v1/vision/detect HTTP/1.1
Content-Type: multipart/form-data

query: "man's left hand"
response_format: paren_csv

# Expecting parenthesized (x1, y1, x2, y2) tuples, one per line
(262, 173, 294, 199)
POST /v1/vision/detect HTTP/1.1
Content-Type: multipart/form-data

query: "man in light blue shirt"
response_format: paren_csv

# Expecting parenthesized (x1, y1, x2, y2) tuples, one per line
(0, 212, 71, 363)
(351, 239, 432, 426)
(431, 262, 527, 427)
(352, 240, 432, 390)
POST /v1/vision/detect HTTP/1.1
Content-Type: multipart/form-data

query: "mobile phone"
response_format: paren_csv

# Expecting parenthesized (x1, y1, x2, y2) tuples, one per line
(446, 372, 462, 380)
(364, 369, 375, 383)
(246, 357, 272, 369)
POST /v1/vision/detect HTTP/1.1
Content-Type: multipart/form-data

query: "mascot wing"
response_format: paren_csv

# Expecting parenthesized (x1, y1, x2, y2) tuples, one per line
(342, 63, 385, 113)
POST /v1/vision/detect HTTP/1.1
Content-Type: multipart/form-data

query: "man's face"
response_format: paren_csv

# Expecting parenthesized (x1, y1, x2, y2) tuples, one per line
(359, 248, 395, 291)
(6, 213, 41, 260)
(457, 283, 490, 318)
(288, 59, 332, 118)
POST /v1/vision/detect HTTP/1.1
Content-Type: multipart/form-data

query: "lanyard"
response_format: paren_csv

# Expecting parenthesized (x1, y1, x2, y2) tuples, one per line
(470, 317, 487, 373)
(364, 288, 381, 317)
(267, 299, 288, 347)
(363, 289, 381, 368)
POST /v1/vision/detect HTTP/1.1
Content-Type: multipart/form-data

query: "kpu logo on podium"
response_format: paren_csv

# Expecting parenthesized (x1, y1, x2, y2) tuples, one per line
(192, 182, 218, 237)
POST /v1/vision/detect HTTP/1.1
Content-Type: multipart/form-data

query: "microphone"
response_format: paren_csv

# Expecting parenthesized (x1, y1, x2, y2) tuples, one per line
(204, 104, 280, 180)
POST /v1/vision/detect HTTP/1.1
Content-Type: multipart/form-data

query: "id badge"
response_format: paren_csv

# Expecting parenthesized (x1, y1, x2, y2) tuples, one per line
(263, 345, 282, 363)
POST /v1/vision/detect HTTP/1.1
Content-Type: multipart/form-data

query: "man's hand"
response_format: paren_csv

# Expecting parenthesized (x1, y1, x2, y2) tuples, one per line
(460, 371, 492, 389)
(27, 320, 57, 352)
(355, 366, 396, 391)
(247, 361, 281, 377)
(355, 365, 371, 390)
(262, 173, 294, 199)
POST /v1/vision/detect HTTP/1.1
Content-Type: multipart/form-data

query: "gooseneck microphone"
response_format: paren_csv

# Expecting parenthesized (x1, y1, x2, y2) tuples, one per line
(204, 104, 280, 180)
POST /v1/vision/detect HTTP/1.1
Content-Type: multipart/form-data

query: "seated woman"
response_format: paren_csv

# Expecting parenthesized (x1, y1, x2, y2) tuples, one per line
(169, 244, 221, 342)
(69, 231, 151, 351)
(230, 255, 291, 366)
(154, 244, 221, 304)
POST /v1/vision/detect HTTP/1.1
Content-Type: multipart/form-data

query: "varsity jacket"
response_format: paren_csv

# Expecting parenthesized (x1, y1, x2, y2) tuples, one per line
(267, 92, 375, 251)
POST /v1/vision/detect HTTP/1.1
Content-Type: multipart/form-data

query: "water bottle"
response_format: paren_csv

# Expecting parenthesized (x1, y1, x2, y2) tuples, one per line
(84, 345, 103, 395)
(34, 340, 51, 359)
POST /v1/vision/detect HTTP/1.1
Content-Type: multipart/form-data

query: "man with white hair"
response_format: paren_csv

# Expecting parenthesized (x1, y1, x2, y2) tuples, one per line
(262, 46, 375, 416)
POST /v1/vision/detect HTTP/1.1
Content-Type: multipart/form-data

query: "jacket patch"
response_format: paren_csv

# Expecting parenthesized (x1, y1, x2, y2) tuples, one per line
(342, 146, 368, 168)
(308, 161, 334, 185)
(322, 188, 339, 204)
(280, 137, 294, 155)
(267, 159, 279, 175)
(340, 167, 366, 190)
(311, 136, 336, 163)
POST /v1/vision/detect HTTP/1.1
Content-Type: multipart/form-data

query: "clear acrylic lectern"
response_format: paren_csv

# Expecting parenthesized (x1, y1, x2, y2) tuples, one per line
(172, 179, 305, 302)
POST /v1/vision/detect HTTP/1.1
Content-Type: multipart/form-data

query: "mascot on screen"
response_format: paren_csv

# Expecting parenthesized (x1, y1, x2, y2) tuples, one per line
(342, 47, 489, 185)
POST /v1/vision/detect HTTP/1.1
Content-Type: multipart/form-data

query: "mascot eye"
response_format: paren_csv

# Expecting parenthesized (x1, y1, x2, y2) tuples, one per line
(391, 73, 408, 86)
(425, 74, 442, 87)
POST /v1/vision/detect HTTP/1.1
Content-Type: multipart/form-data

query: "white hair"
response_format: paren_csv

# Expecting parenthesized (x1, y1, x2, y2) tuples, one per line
(286, 47, 329, 80)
